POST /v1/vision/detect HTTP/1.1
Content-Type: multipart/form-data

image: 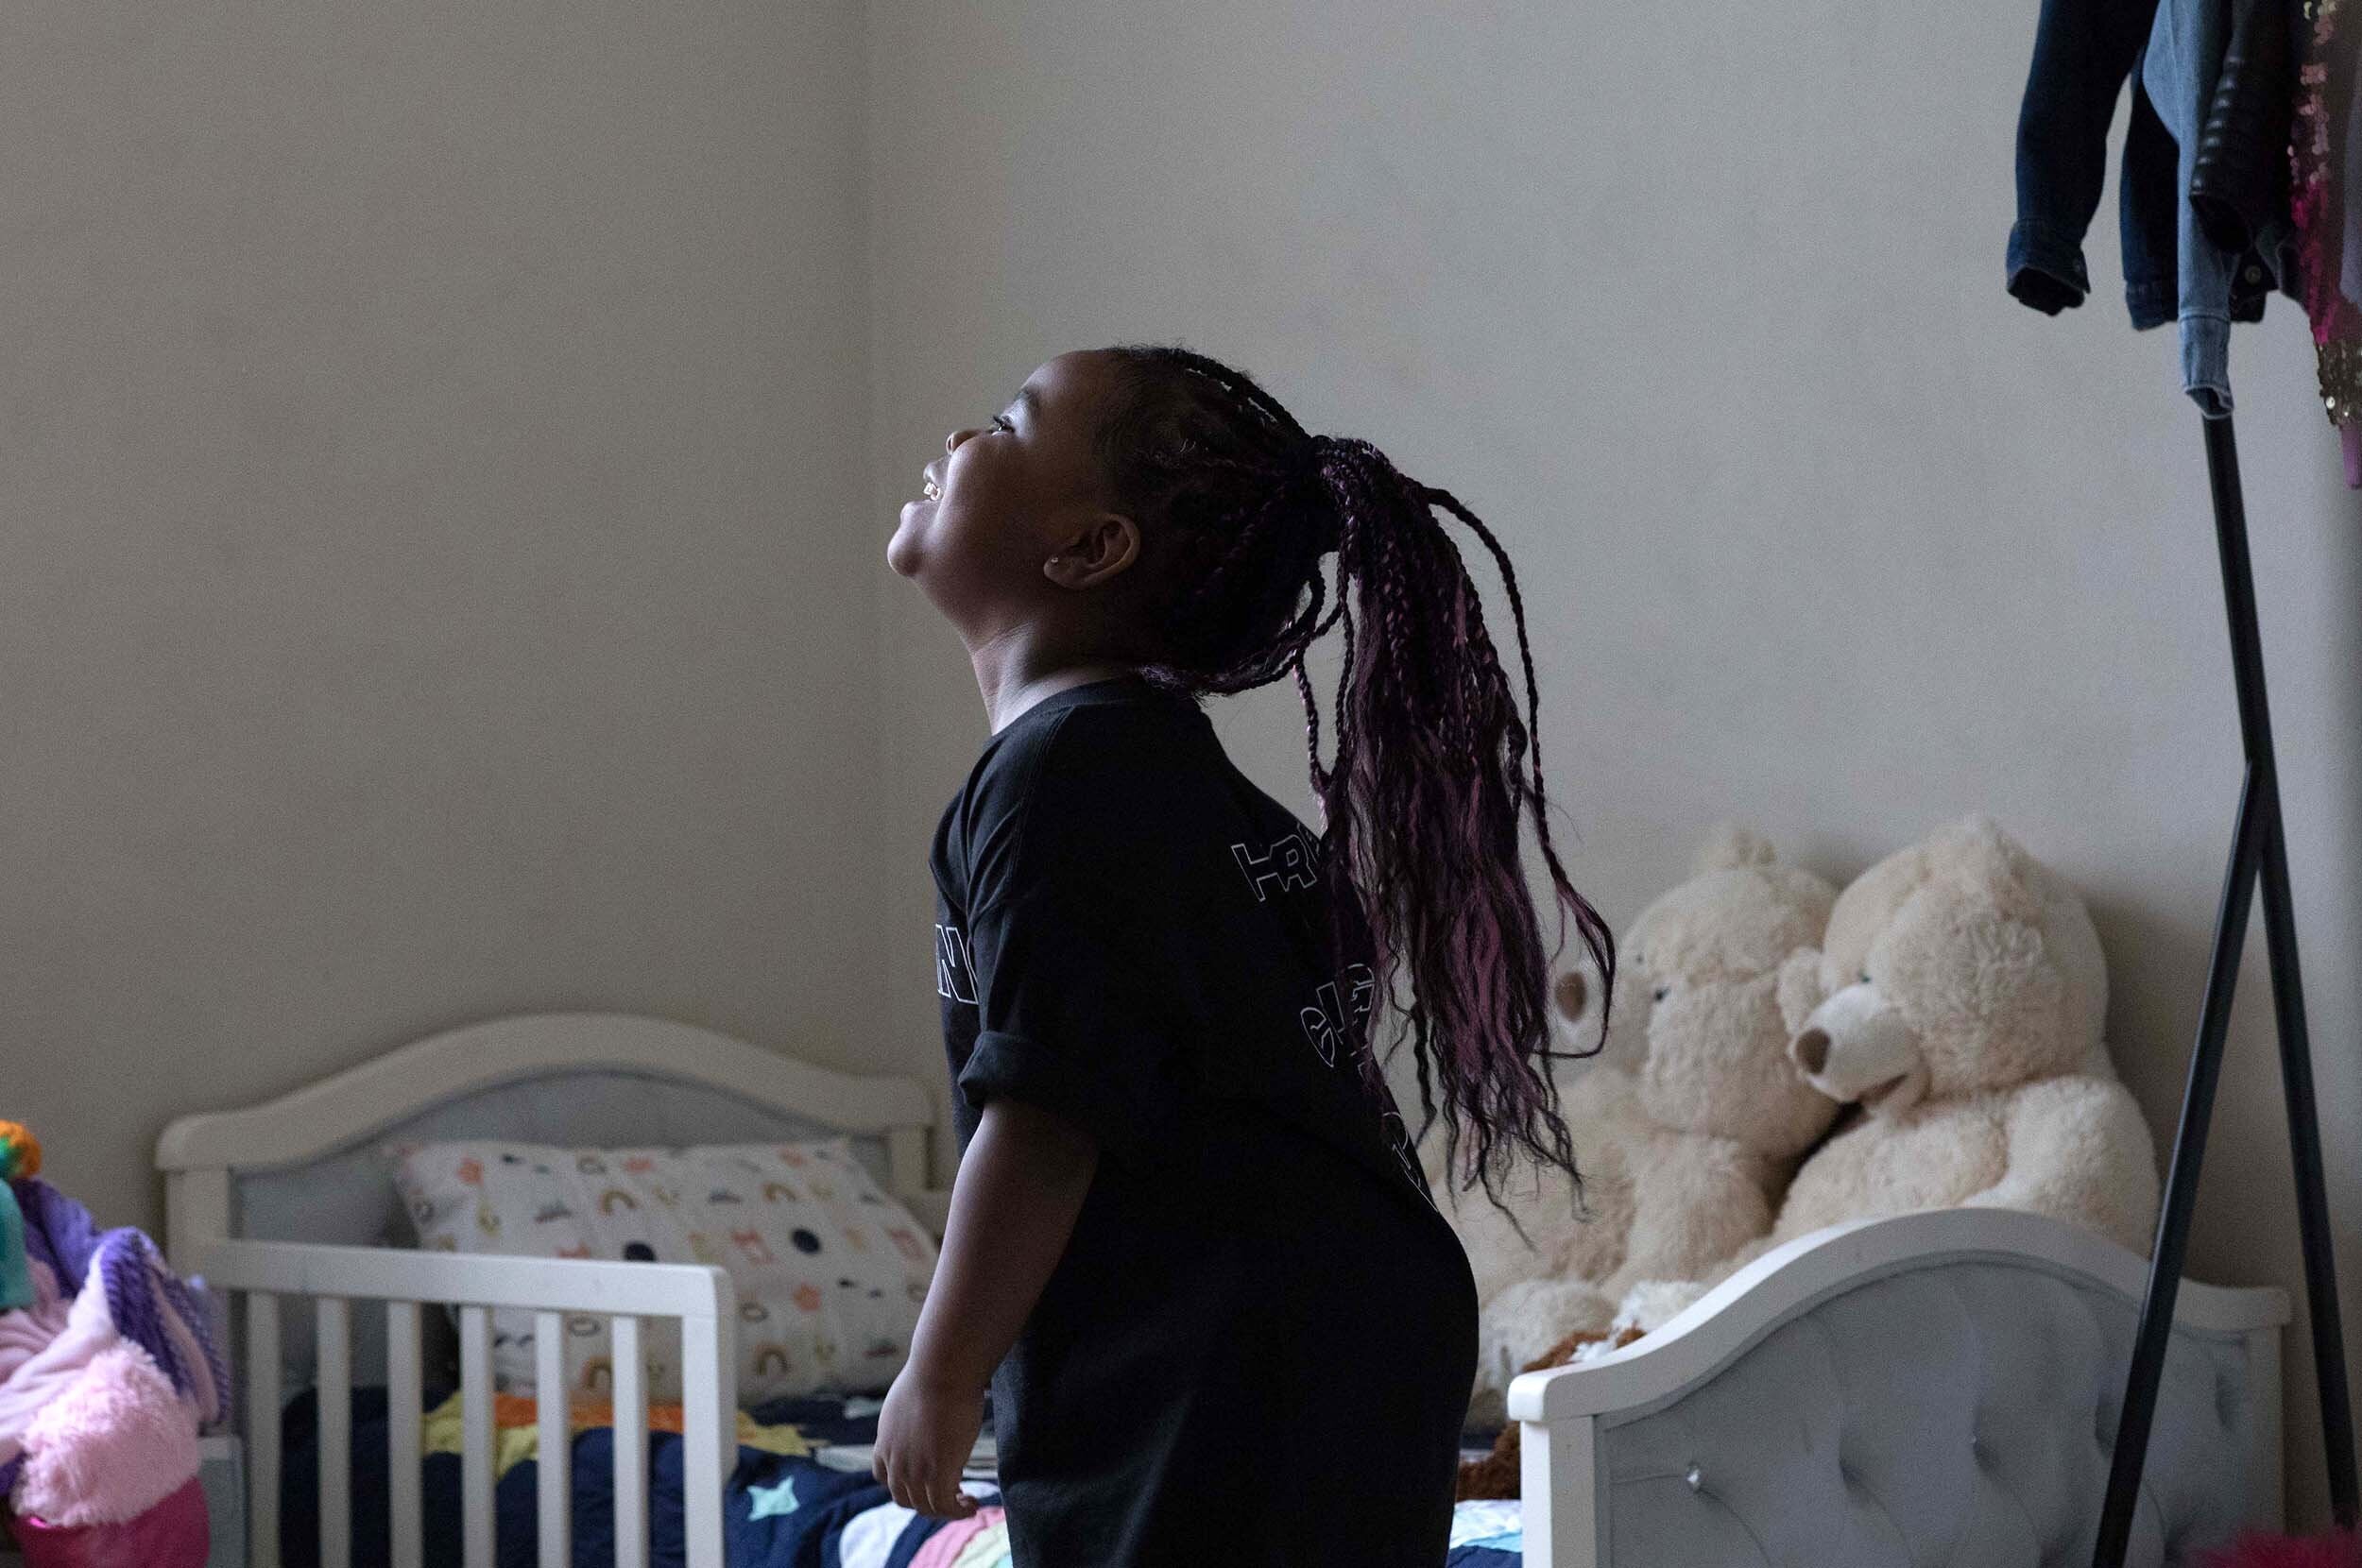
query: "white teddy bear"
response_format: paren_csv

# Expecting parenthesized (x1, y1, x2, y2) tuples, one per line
(1433, 826, 1839, 1418)
(1772, 815, 2160, 1251)
(1614, 816, 2163, 1336)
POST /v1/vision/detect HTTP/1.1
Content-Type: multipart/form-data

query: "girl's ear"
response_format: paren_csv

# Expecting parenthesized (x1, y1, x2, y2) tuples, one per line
(1042, 512, 1141, 590)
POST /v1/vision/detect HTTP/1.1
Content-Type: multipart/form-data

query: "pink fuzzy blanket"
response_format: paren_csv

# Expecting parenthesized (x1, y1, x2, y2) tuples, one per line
(12, 1343, 198, 1527)
(1, 1201, 217, 1527)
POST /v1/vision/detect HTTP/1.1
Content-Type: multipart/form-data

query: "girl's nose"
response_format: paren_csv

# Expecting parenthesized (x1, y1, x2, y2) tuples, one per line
(946, 427, 979, 453)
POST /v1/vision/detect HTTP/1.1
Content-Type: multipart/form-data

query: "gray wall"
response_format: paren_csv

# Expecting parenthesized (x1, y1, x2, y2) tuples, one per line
(4, 0, 881, 1233)
(864, 0, 2362, 1528)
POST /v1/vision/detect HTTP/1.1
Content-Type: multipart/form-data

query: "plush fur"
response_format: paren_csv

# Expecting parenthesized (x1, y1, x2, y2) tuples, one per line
(1430, 826, 1838, 1423)
(15, 1342, 198, 1526)
(1616, 816, 2162, 1333)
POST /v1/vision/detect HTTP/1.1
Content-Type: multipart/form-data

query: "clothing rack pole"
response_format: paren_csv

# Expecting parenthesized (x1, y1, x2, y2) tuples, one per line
(2090, 412, 2360, 1568)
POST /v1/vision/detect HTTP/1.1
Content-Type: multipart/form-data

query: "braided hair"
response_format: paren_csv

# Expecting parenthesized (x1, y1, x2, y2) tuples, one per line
(1092, 344, 1613, 1201)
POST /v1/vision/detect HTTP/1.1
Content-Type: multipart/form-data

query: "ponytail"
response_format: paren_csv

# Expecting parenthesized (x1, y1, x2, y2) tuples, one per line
(1095, 345, 1613, 1200)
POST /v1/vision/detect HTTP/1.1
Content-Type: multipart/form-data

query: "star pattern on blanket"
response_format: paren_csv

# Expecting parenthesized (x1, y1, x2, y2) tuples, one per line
(745, 1473, 802, 1521)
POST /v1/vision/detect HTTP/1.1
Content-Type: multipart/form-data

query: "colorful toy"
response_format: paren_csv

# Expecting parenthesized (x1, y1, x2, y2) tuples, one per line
(1, 1122, 223, 1566)
(0, 1123, 40, 1311)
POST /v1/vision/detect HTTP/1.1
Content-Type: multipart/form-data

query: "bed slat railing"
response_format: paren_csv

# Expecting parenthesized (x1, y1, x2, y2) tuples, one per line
(386, 1299, 424, 1568)
(248, 1291, 283, 1568)
(536, 1310, 570, 1568)
(316, 1297, 353, 1568)
(611, 1316, 649, 1568)
(201, 1241, 736, 1568)
(459, 1304, 495, 1568)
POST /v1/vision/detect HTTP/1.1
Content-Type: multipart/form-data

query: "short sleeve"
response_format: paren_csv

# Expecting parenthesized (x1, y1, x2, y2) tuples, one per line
(951, 721, 1206, 1158)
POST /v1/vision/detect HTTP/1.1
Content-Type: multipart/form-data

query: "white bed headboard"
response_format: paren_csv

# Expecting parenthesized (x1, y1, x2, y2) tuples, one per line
(154, 1013, 944, 1388)
(1510, 1208, 2290, 1567)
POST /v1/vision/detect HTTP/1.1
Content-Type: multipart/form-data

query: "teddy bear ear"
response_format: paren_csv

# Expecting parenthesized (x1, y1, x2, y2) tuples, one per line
(1940, 816, 2045, 923)
(1691, 822, 1776, 876)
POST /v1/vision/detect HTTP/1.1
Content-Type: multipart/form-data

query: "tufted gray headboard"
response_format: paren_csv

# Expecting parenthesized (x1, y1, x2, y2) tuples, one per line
(1510, 1209, 2287, 1568)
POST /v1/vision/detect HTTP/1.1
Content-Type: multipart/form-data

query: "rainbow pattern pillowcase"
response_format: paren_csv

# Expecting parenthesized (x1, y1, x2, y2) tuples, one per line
(386, 1138, 937, 1404)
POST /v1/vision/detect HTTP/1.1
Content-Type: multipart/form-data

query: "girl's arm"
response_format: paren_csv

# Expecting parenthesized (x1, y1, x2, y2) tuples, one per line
(872, 1098, 1100, 1518)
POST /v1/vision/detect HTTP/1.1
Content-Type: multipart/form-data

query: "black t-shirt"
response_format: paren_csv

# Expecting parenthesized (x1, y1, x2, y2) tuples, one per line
(930, 674, 1478, 1568)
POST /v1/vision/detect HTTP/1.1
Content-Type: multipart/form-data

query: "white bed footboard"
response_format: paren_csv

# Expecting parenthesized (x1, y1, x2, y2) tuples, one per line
(201, 1240, 737, 1568)
(1509, 1209, 2288, 1568)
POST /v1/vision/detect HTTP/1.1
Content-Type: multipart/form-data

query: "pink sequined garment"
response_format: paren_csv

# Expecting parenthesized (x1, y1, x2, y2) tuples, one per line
(2294, 0, 2361, 481)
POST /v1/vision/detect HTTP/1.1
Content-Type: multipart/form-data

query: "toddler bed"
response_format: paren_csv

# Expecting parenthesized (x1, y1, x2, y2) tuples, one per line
(156, 1014, 2285, 1568)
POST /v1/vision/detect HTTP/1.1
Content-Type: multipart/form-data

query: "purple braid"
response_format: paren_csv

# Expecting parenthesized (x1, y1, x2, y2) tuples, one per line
(1093, 344, 1614, 1201)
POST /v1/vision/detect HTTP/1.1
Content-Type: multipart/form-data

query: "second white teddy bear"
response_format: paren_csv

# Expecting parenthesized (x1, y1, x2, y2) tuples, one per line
(1772, 816, 2161, 1253)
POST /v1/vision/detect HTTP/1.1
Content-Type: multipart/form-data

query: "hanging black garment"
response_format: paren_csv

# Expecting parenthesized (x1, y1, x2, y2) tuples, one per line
(2188, 0, 2300, 254)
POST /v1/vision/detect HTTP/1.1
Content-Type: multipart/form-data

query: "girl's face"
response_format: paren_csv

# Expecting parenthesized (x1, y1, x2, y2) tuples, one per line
(886, 350, 1138, 638)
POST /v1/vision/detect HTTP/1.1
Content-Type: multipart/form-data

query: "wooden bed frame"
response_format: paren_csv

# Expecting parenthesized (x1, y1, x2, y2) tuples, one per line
(156, 1014, 2287, 1568)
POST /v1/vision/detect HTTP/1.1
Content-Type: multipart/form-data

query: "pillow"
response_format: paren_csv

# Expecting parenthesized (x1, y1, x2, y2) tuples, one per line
(386, 1139, 937, 1405)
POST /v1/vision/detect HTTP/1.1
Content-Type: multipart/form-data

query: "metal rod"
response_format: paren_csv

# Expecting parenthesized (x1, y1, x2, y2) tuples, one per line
(2203, 414, 2272, 767)
(2259, 805, 2362, 1525)
(2093, 770, 2268, 1567)
(2199, 411, 2358, 1524)
(2094, 410, 2361, 1559)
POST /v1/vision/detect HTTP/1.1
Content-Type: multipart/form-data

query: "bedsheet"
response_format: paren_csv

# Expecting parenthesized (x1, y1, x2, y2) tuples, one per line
(279, 1389, 1522, 1567)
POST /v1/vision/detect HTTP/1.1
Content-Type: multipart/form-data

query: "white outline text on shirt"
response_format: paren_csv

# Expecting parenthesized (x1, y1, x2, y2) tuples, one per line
(1231, 830, 1320, 902)
(1299, 962, 1377, 1066)
(934, 923, 977, 1005)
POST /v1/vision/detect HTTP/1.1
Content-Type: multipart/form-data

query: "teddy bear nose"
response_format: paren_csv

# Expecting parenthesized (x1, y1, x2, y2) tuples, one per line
(1792, 1029, 1831, 1076)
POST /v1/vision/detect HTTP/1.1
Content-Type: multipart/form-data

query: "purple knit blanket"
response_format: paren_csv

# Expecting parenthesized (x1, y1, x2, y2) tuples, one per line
(2, 1176, 227, 1495)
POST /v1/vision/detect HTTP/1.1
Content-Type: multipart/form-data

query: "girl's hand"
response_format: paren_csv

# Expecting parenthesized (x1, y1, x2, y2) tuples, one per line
(871, 1369, 984, 1519)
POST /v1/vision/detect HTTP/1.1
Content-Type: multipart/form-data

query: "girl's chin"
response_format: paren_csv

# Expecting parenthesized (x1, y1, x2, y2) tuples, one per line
(888, 498, 941, 578)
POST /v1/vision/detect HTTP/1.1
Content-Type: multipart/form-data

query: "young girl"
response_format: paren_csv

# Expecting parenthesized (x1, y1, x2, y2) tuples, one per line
(877, 346, 1610, 1565)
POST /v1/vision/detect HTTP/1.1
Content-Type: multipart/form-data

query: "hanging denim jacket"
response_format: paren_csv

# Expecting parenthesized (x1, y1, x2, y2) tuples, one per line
(2009, 0, 2292, 416)
(2009, 0, 2174, 316)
